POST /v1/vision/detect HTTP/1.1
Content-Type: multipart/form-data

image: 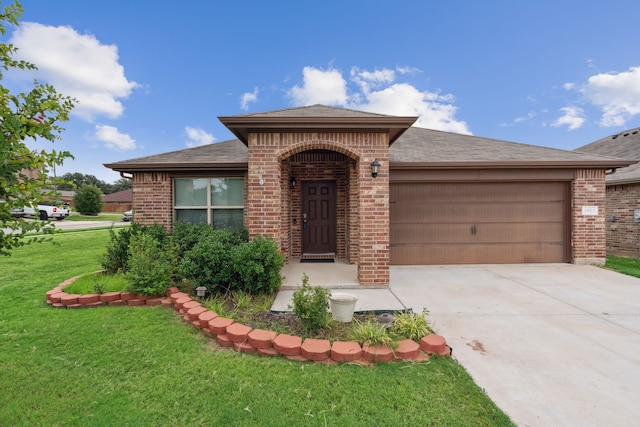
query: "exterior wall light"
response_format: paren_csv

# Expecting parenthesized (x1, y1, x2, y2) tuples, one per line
(370, 160, 381, 178)
(289, 176, 297, 189)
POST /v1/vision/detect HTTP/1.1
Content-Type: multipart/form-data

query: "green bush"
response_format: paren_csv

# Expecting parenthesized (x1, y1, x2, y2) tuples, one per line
(126, 232, 172, 296)
(232, 235, 283, 294)
(289, 273, 331, 334)
(73, 184, 104, 215)
(179, 231, 238, 295)
(101, 226, 135, 273)
(101, 223, 169, 274)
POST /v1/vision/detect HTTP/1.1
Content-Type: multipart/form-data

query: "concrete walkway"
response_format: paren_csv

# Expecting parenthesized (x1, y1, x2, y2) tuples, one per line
(274, 262, 640, 426)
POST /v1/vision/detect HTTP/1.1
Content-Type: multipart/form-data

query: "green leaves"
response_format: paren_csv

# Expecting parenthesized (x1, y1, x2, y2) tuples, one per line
(0, 1, 76, 255)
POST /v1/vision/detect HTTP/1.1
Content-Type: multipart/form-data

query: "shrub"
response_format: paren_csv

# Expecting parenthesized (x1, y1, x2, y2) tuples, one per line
(231, 235, 284, 294)
(289, 273, 331, 334)
(101, 223, 170, 274)
(101, 226, 135, 273)
(391, 309, 433, 342)
(126, 232, 172, 296)
(73, 184, 104, 215)
(170, 221, 214, 258)
(179, 232, 238, 296)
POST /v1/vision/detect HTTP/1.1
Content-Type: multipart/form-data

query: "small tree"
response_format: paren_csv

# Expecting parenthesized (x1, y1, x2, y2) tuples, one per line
(0, 1, 75, 255)
(73, 184, 104, 215)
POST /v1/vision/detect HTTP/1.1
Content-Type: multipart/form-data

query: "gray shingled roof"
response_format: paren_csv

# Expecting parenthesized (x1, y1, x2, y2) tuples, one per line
(575, 127, 640, 184)
(105, 106, 633, 172)
(106, 139, 248, 171)
(391, 127, 624, 164)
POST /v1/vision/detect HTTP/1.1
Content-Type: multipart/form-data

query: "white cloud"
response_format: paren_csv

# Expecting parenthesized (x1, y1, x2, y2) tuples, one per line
(10, 22, 138, 121)
(286, 65, 470, 134)
(350, 67, 395, 94)
(185, 127, 215, 147)
(552, 106, 585, 131)
(287, 66, 348, 106)
(579, 66, 640, 127)
(240, 87, 259, 110)
(94, 125, 136, 150)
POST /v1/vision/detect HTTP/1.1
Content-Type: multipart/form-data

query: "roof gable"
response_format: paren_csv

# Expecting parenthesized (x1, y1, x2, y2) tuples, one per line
(218, 104, 417, 145)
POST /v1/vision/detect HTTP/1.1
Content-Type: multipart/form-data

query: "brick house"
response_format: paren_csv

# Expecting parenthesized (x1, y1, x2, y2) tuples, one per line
(576, 127, 640, 258)
(105, 105, 633, 285)
(102, 188, 133, 213)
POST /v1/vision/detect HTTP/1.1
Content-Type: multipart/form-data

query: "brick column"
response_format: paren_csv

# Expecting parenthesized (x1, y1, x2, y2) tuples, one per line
(357, 141, 390, 285)
(572, 169, 606, 265)
(247, 133, 282, 243)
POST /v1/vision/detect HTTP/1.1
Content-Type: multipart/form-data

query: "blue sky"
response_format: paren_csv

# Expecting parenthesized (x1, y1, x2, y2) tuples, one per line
(5, 0, 640, 182)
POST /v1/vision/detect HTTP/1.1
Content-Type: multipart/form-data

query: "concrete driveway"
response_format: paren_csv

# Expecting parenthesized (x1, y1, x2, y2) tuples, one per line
(390, 264, 640, 427)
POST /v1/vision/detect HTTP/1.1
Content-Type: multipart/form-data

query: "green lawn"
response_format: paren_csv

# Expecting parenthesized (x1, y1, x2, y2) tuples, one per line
(0, 231, 513, 426)
(65, 212, 123, 222)
(605, 255, 640, 278)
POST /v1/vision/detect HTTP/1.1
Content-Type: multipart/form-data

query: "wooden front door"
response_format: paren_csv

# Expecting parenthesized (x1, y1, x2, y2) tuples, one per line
(302, 181, 336, 254)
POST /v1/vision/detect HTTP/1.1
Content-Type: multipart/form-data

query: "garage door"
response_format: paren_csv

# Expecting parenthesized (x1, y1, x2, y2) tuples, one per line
(390, 182, 570, 264)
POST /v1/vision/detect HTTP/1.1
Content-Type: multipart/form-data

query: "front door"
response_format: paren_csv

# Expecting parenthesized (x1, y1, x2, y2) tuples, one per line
(302, 181, 336, 254)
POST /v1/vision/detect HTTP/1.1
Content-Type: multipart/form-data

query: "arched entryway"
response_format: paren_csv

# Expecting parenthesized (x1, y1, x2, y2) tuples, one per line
(279, 148, 359, 264)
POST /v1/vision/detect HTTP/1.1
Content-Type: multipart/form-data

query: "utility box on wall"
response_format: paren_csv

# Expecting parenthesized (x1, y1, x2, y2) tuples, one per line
(634, 209, 640, 223)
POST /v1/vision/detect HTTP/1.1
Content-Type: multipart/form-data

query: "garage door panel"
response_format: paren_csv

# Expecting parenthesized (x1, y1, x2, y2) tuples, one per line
(390, 243, 566, 264)
(390, 182, 569, 264)
(395, 182, 565, 203)
(392, 202, 565, 223)
(392, 222, 565, 244)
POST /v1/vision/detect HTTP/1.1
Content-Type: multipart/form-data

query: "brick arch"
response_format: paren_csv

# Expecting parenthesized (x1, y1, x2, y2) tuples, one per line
(277, 139, 361, 162)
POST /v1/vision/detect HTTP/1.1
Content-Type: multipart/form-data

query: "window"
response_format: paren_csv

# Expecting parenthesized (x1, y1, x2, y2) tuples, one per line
(174, 177, 244, 227)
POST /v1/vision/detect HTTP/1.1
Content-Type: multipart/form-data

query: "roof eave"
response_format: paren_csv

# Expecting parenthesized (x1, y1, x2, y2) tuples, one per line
(104, 162, 248, 172)
(390, 160, 637, 170)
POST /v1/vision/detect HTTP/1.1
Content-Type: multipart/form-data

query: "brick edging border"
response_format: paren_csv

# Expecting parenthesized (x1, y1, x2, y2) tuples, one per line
(46, 276, 451, 365)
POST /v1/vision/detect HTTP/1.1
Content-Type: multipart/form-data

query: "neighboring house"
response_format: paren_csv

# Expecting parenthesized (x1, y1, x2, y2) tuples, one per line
(105, 105, 632, 285)
(575, 127, 640, 258)
(102, 188, 133, 213)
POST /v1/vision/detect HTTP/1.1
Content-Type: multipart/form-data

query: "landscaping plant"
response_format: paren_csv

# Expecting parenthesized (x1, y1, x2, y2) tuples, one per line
(231, 235, 284, 294)
(391, 309, 433, 342)
(125, 232, 173, 296)
(289, 273, 331, 334)
(349, 319, 398, 349)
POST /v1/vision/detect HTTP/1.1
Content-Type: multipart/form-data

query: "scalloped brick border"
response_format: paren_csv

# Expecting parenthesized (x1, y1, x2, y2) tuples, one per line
(46, 276, 451, 364)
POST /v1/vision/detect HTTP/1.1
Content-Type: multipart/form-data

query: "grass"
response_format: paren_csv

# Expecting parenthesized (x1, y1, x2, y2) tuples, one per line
(0, 231, 514, 426)
(63, 271, 127, 294)
(65, 212, 123, 222)
(605, 255, 640, 278)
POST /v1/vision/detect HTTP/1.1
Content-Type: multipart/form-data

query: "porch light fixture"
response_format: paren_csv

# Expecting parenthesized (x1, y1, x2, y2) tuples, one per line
(289, 176, 297, 189)
(370, 160, 381, 178)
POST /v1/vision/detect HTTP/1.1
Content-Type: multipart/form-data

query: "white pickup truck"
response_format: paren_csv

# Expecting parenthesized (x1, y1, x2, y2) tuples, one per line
(20, 203, 70, 221)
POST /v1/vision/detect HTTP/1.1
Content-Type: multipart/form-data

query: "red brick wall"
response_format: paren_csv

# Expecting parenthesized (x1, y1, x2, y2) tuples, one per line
(605, 183, 640, 258)
(248, 131, 390, 285)
(131, 172, 173, 227)
(572, 169, 606, 264)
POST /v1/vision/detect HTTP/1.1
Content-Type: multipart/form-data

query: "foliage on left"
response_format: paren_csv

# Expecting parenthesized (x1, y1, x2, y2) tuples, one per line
(0, 1, 75, 255)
